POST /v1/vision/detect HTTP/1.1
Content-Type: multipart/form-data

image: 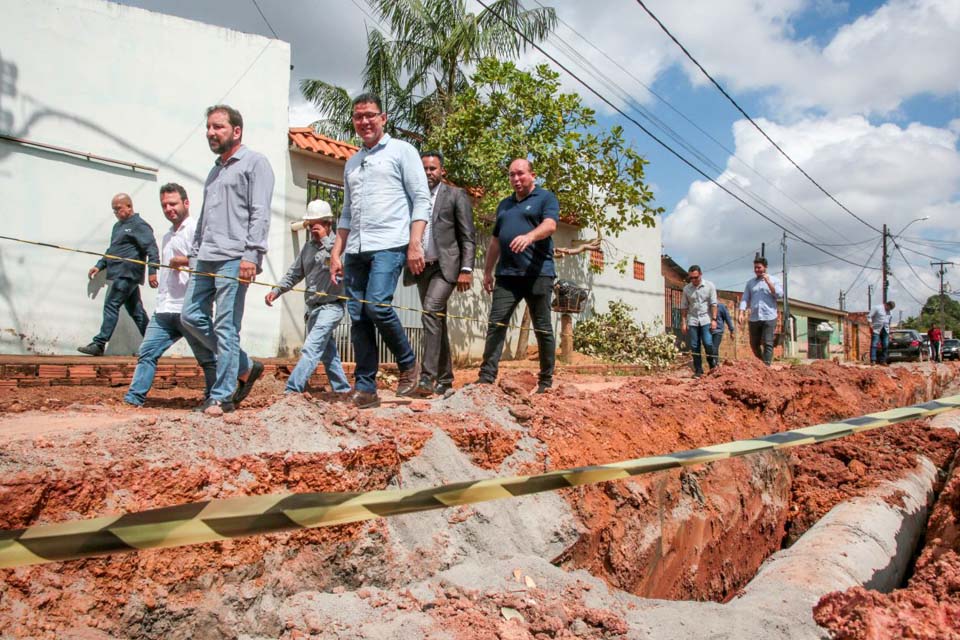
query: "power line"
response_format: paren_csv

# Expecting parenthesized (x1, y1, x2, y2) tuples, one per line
(633, 0, 883, 236)
(537, 0, 867, 247)
(250, 0, 279, 39)
(844, 238, 883, 295)
(891, 241, 939, 293)
(473, 0, 879, 271)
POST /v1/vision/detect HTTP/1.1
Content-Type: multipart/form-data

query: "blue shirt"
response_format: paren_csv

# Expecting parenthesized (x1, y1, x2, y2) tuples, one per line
(492, 187, 560, 278)
(740, 275, 783, 322)
(193, 145, 275, 269)
(712, 302, 736, 335)
(339, 133, 431, 254)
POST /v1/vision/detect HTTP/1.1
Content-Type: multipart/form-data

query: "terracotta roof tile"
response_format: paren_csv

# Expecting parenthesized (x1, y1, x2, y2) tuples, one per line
(288, 127, 359, 162)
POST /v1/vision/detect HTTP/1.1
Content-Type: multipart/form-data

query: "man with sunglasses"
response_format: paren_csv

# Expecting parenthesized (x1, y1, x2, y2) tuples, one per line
(330, 93, 431, 409)
(266, 200, 350, 396)
(680, 264, 718, 378)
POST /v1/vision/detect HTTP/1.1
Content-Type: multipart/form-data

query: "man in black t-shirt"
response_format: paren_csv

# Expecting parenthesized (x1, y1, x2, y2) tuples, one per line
(478, 158, 559, 393)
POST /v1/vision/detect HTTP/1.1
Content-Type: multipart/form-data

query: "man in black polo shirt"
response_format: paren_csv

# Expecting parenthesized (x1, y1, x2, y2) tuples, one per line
(478, 158, 558, 393)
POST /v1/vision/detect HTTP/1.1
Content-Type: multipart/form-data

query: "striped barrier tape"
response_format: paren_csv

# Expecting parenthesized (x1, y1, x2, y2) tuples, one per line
(0, 234, 554, 336)
(2, 394, 958, 569)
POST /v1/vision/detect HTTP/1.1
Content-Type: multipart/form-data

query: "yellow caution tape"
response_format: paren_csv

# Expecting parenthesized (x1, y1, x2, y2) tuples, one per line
(2, 394, 957, 569)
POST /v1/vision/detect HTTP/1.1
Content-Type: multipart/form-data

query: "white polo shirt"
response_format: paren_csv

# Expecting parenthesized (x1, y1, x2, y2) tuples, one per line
(156, 216, 197, 314)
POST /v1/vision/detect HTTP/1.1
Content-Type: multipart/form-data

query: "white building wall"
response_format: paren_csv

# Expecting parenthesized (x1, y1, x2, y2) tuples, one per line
(579, 222, 664, 328)
(0, 0, 290, 355)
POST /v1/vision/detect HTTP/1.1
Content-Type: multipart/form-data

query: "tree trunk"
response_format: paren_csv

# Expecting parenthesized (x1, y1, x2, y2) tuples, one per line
(513, 305, 532, 360)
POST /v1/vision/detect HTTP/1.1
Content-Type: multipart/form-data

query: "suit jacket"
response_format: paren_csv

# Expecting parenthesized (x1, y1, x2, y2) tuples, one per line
(404, 183, 476, 286)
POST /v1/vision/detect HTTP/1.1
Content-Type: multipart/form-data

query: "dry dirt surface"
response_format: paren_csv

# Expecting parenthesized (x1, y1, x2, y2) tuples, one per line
(0, 359, 958, 639)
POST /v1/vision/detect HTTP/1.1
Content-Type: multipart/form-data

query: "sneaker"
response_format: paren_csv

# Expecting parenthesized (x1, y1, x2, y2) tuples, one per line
(77, 342, 104, 356)
(232, 360, 264, 406)
(352, 390, 380, 409)
(396, 360, 420, 397)
(197, 397, 234, 416)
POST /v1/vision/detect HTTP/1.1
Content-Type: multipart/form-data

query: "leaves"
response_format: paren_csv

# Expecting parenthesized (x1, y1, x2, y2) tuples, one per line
(573, 301, 679, 367)
(425, 58, 663, 238)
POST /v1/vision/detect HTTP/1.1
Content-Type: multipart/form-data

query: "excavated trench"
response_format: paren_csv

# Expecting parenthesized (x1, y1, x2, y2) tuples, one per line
(0, 359, 958, 639)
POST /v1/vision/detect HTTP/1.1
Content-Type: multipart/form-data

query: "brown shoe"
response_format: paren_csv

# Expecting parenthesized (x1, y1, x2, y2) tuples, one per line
(352, 390, 380, 409)
(396, 360, 420, 397)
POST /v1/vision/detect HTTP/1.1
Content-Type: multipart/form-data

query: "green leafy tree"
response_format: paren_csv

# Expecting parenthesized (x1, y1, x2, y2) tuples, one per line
(425, 58, 662, 254)
(902, 294, 960, 335)
(300, 0, 556, 141)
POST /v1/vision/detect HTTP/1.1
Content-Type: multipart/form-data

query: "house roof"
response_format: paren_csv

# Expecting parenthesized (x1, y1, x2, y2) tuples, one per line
(288, 128, 359, 162)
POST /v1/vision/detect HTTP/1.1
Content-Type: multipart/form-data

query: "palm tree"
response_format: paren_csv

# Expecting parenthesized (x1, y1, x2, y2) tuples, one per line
(300, 0, 556, 142)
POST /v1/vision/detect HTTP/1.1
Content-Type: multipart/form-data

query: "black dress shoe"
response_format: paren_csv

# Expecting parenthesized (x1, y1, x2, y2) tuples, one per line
(77, 342, 104, 356)
(233, 360, 264, 405)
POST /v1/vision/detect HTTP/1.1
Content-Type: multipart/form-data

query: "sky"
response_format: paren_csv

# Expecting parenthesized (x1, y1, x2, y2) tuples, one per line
(115, 0, 960, 320)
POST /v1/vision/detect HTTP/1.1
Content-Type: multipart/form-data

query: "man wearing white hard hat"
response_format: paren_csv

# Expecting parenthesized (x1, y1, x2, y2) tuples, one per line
(265, 199, 351, 395)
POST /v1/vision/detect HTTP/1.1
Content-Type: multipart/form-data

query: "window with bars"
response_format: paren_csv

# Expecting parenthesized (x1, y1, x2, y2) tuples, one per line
(306, 176, 344, 224)
(590, 248, 604, 270)
(633, 259, 646, 280)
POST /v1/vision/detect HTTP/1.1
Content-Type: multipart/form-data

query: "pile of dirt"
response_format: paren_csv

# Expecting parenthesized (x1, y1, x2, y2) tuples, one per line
(0, 359, 958, 638)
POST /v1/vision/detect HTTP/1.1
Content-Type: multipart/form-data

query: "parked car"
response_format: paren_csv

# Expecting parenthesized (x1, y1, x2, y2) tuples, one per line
(888, 329, 923, 362)
(943, 339, 960, 361)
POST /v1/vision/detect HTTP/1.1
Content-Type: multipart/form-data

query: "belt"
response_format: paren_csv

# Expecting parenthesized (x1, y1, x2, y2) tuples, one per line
(424, 259, 439, 266)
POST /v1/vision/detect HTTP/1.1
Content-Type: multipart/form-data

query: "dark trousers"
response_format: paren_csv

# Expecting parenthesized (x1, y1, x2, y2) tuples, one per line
(711, 331, 724, 362)
(93, 277, 148, 346)
(748, 320, 776, 365)
(479, 276, 555, 386)
(415, 262, 457, 386)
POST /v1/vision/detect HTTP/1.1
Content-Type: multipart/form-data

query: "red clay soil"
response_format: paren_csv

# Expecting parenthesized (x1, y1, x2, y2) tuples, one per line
(522, 359, 958, 601)
(0, 359, 958, 638)
(813, 448, 960, 640)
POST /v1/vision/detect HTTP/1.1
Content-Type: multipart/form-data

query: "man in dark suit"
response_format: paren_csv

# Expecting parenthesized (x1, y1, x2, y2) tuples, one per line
(404, 151, 476, 396)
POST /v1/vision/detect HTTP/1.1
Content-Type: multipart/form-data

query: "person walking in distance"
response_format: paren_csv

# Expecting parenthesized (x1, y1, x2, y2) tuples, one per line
(868, 300, 896, 365)
(738, 256, 783, 366)
(711, 301, 735, 364)
(680, 265, 718, 378)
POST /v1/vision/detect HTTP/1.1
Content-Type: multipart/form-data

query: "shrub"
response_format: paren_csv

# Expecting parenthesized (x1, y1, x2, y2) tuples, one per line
(573, 300, 679, 368)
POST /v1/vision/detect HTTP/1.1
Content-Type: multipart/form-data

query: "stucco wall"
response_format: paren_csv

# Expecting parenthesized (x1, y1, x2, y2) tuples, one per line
(0, 0, 290, 355)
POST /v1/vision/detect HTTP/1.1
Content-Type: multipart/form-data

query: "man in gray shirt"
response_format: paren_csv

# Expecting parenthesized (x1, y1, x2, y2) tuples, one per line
(182, 104, 275, 416)
(265, 200, 350, 395)
(680, 264, 718, 378)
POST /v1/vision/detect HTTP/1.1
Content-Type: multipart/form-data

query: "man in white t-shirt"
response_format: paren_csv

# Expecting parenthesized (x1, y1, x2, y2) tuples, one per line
(124, 184, 216, 406)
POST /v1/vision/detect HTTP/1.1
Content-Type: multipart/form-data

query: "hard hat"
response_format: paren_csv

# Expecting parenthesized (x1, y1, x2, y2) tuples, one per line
(304, 199, 334, 221)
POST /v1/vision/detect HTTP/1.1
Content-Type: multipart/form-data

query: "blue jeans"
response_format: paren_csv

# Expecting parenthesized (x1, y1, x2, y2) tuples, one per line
(93, 277, 149, 345)
(181, 259, 251, 402)
(344, 247, 415, 393)
(124, 312, 217, 406)
(286, 303, 351, 393)
(870, 328, 889, 364)
(688, 324, 715, 374)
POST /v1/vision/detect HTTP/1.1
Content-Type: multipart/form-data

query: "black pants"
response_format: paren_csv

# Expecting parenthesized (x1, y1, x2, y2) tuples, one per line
(479, 276, 555, 386)
(93, 278, 149, 346)
(415, 262, 457, 386)
(748, 319, 776, 366)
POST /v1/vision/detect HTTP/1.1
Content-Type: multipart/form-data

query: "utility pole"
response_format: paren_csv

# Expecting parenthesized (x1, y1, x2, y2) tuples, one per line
(931, 261, 954, 331)
(867, 284, 873, 310)
(781, 232, 790, 354)
(761, 242, 765, 259)
(838, 291, 845, 311)
(882, 224, 889, 305)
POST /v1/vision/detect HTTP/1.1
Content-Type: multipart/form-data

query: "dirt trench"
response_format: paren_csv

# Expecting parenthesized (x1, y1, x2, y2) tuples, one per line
(0, 359, 958, 639)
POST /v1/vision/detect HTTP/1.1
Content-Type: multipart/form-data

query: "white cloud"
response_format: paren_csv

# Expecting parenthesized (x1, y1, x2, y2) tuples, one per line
(527, 0, 960, 118)
(663, 116, 960, 316)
